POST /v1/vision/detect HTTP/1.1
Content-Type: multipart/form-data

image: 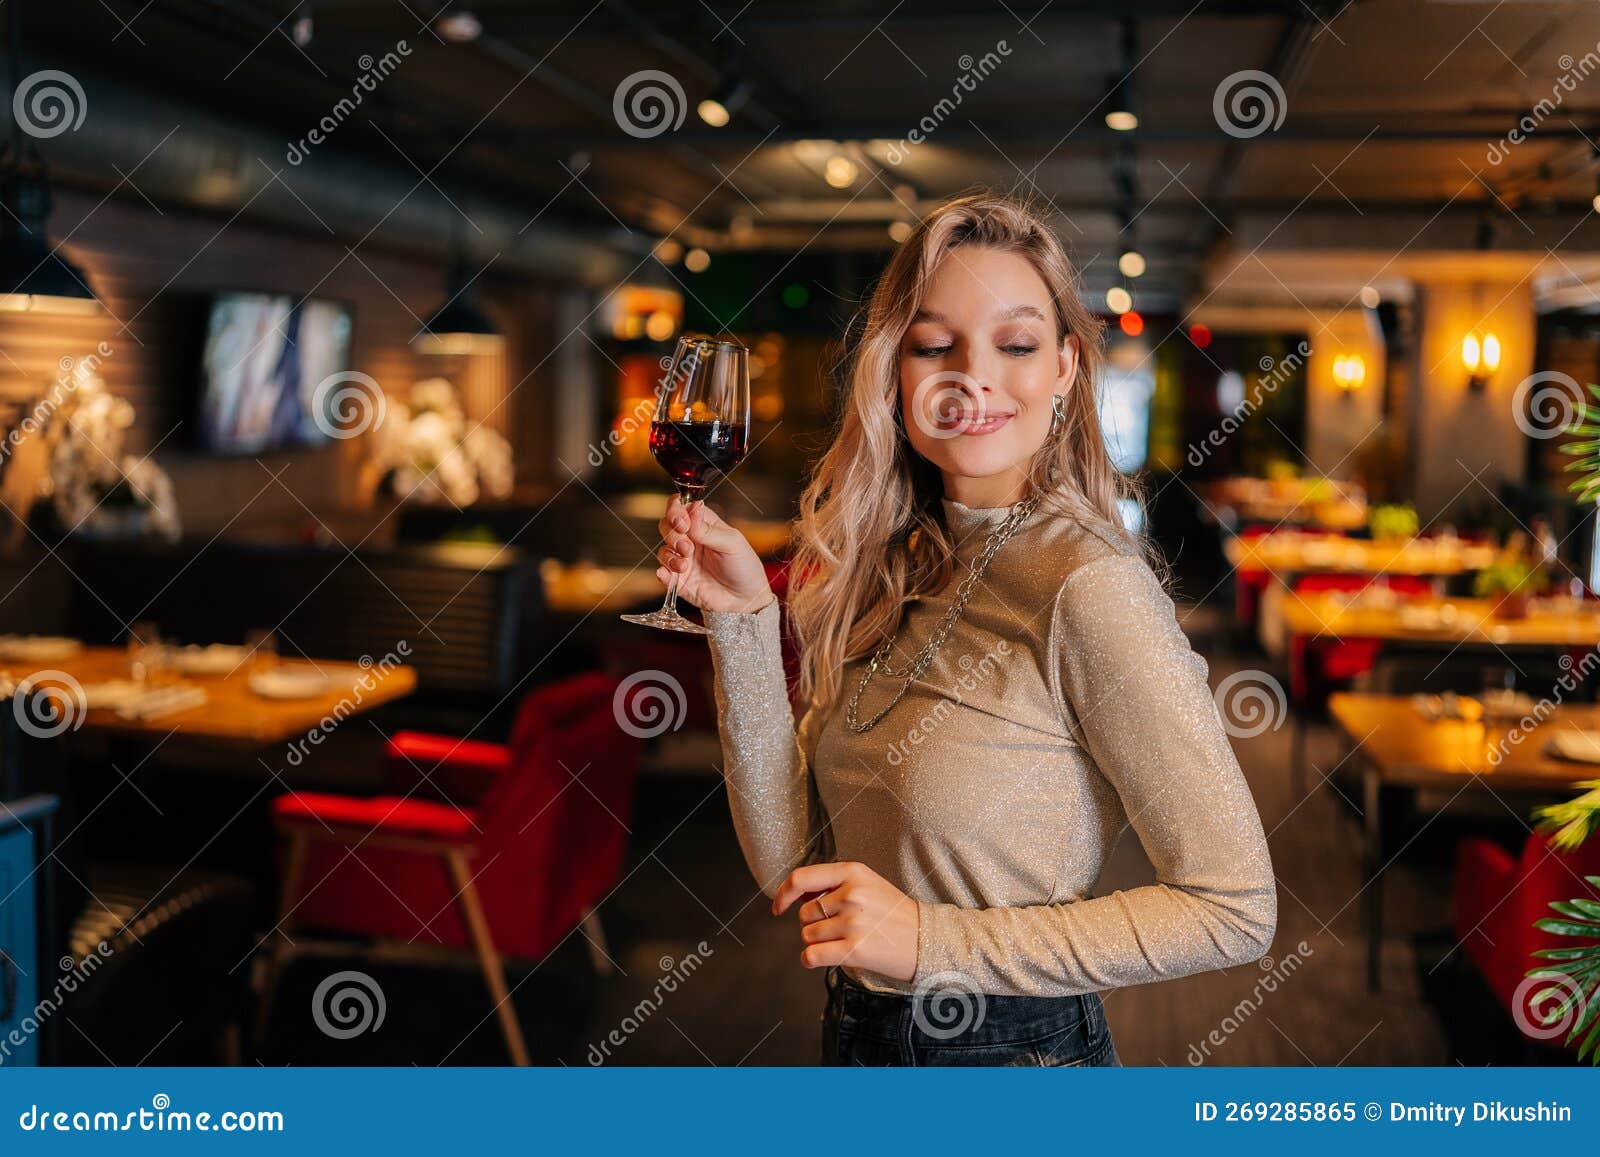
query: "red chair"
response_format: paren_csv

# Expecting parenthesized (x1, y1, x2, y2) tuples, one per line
(1453, 830, 1600, 1050)
(263, 672, 639, 1065)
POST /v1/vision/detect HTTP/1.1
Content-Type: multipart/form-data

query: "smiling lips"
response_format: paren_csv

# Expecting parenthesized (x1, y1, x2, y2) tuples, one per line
(937, 410, 1015, 436)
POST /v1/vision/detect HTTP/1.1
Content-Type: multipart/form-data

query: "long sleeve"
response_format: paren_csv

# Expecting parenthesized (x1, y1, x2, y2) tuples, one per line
(704, 601, 834, 896)
(913, 552, 1277, 995)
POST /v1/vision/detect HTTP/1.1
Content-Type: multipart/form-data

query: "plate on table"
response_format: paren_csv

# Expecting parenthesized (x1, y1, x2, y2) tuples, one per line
(1546, 730, 1600, 764)
(1478, 688, 1540, 721)
(248, 668, 333, 700)
(170, 644, 250, 676)
(0, 635, 84, 662)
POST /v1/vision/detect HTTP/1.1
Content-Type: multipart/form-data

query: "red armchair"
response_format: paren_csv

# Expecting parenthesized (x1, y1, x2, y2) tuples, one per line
(1453, 830, 1600, 1050)
(263, 672, 639, 1065)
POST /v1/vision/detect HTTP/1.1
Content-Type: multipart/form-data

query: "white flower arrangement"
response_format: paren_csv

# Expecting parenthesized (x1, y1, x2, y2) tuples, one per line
(368, 377, 514, 506)
(44, 371, 181, 541)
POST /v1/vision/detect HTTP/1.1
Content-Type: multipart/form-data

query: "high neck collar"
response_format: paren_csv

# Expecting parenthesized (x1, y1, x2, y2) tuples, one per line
(940, 496, 1025, 539)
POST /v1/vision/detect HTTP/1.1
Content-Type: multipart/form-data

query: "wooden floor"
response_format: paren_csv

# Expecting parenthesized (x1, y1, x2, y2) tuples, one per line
(264, 605, 1543, 1066)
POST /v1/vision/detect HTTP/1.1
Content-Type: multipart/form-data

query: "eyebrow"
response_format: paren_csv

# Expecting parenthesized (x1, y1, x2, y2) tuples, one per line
(911, 305, 1048, 324)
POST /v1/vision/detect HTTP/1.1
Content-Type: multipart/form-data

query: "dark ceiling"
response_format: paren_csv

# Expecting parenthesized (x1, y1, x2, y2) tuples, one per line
(12, 0, 1600, 309)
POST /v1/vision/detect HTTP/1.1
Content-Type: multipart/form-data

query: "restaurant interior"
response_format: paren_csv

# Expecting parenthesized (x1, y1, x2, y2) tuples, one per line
(2, 0, 1600, 1068)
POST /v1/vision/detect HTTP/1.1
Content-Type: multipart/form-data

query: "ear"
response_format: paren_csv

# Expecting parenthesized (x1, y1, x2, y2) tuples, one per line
(1055, 333, 1080, 394)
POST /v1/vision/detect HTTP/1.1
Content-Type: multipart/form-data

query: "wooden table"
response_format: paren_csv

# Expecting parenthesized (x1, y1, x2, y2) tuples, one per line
(1227, 533, 1497, 579)
(1281, 593, 1600, 647)
(3, 647, 417, 751)
(1328, 691, 1600, 991)
(540, 560, 665, 617)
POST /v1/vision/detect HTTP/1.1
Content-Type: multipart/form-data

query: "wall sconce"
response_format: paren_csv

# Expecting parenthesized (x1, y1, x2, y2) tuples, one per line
(1462, 331, 1501, 392)
(1331, 353, 1366, 395)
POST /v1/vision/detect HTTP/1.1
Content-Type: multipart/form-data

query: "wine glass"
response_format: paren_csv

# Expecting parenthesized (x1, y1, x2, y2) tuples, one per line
(622, 335, 751, 634)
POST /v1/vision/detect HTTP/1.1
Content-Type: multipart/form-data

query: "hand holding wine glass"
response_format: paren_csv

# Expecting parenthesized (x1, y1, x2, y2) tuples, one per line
(656, 494, 772, 614)
(623, 335, 756, 633)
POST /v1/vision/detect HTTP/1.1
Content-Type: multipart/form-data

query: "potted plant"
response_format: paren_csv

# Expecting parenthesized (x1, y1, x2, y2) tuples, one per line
(1472, 557, 1549, 619)
(1524, 782, 1600, 1063)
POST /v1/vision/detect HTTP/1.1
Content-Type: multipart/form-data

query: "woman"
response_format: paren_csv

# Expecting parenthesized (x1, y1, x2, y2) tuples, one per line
(654, 193, 1277, 1066)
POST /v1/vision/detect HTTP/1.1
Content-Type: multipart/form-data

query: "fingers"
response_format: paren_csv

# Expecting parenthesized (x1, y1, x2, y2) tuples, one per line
(772, 862, 860, 915)
(799, 940, 854, 970)
(798, 889, 854, 924)
(799, 914, 853, 945)
(686, 501, 747, 552)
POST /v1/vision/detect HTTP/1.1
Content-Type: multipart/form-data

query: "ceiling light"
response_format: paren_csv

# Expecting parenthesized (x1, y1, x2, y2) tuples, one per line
(824, 156, 858, 189)
(1105, 286, 1132, 314)
(1117, 250, 1146, 278)
(414, 231, 503, 356)
(888, 220, 913, 243)
(698, 75, 751, 128)
(653, 238, 683, 264)
(684, 248, 711, 273)
(292, 3, 313, 46)
(435, 10, 483, 42)
(1359, 285, 1381, 309)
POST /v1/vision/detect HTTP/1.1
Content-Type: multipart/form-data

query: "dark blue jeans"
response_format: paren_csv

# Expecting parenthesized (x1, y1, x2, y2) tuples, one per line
(822, 966, 1120, 1066)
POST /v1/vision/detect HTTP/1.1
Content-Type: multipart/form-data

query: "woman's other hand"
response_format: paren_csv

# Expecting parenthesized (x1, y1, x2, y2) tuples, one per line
(773, 861, 919, 982)
(656, 495, 774, 614)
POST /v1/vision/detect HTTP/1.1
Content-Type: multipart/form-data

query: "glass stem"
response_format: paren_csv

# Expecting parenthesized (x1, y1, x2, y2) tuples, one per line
(663, 487, 703, 616)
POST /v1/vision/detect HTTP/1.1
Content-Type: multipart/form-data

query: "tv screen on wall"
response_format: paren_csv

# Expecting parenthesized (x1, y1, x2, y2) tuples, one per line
(195, 292, 354, 454)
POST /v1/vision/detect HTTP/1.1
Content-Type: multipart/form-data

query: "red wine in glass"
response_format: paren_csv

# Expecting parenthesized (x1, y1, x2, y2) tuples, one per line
(622, 335, 751, 634)
(648, 419, 748, 493)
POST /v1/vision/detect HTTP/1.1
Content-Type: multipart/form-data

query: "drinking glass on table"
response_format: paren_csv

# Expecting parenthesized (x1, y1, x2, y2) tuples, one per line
(245, 628, 278, 674)
(127, 621, 163, 686)
(622, 335, 751, 635)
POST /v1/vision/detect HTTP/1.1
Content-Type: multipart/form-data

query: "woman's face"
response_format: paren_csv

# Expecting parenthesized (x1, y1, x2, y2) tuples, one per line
(898, 246, 1078, 502)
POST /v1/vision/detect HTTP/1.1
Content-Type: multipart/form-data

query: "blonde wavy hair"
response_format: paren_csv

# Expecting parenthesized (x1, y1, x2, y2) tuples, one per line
(790, 191, 1154, 709)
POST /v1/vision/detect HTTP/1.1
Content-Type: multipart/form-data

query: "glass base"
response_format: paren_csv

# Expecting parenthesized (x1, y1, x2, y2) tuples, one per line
(620, 608, 710, 635)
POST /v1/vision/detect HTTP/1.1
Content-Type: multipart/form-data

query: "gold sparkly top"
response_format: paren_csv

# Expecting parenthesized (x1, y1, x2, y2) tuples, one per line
(704, 497, 1277, 996)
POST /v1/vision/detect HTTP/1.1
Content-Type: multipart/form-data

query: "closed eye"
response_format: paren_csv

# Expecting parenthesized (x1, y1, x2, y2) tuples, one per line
(1001, 344, 1039, 357)
(909, 344, 952, 358)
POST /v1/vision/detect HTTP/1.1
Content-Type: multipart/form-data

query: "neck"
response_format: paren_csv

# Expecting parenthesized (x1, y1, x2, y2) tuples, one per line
(941, 466, 1029, 510)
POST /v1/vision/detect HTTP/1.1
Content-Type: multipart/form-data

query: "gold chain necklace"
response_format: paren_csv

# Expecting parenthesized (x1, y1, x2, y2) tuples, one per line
(844, 493, 1040, 734)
